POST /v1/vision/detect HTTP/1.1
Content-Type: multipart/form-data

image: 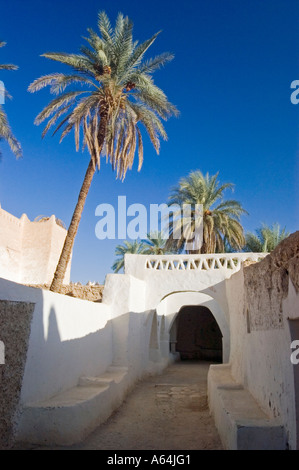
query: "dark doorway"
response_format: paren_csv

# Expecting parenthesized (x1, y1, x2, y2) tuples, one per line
(175, 305, 222, 362)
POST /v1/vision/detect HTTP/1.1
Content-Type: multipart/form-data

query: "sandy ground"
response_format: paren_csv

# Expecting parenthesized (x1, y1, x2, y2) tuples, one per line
(20, 360, 223, 451)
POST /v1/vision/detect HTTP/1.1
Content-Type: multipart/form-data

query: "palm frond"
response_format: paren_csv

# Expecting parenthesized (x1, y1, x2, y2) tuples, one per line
(0, 63, 18, 71)
(245, 223, 289, 252)
(0, 41, 21, 158)
(112, 239, 146, 272)
(127, 32, 160, 70)
(29, 10, 177, 177)
(167, 170, 247, 253)
(137, 52, 174, 74)
(0, 105, 22, 158)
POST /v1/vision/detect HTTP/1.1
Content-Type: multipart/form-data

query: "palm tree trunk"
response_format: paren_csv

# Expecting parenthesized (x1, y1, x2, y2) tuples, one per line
(50, 114, 107, 293)
(200, 242, 207, 254)
(49, 159, 96, 292)
(201, 233, 216, 254)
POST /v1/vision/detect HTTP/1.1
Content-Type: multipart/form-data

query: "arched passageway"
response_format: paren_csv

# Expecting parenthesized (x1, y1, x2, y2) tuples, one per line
(157, 291, 230, 363)
(175, 305, 222, 362)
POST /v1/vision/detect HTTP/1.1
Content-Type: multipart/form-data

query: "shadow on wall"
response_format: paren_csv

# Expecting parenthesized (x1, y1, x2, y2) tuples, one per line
(24, 308, 113, 402)
(111, 308, 162, 377)
(0, 281, 161, 449)
(0, 286, 114, 449)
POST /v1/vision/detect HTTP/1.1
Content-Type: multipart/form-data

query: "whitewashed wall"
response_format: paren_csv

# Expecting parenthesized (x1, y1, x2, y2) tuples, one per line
(124, 253, 266, 311)
(0, 273, 165, 407)
(1, 244, 297, 448)
(226, 262, 299, 449)
(0, 278, 113, 404)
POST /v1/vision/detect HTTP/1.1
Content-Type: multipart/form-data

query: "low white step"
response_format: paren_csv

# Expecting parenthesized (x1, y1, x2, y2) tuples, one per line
(208, 364, 286, 450)
(27, 383, 109, 408)
(79, 366, 128, 387)
(16, 366, 129, 446)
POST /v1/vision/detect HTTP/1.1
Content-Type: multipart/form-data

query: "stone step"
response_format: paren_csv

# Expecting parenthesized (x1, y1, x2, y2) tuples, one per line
(16, 366, 129, 446)
(27, 383, 109, 408)
(79, 366, 128, 387)
(208, 364, 286, 450)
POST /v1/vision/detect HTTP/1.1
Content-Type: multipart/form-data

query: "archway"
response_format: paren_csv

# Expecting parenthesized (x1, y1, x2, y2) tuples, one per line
(157, 291, 230, 363)
(175, 305, 222, 361)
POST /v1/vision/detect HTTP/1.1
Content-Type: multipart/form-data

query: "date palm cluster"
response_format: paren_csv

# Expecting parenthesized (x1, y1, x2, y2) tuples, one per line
(28, 11, 178, 179)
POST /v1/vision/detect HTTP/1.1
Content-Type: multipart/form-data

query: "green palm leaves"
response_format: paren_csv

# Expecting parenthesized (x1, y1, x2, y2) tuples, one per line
(112, 232, 169, 273)
(29, 11, 177, 292)
(112, 240, 146, 273)
(28, 11, 177, 180)
(167, 170, 247, 253)
(245, 223, 289, 253)
(0, 41, 18, 71)
(142, 231, 169, 255)
(0, 41, 22, 159)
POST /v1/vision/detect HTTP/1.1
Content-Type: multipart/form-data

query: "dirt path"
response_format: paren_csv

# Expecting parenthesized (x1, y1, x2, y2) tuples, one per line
(39, 360, 223, 450)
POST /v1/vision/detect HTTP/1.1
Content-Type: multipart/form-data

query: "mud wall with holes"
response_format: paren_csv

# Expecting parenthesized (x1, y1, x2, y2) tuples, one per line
(226, 231, 299, 449)
(0, 206, 71, 284)
(0, 300, 35, 448)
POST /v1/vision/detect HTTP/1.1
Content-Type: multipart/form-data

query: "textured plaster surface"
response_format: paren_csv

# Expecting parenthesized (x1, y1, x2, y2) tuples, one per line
(244, 231, 299, 331)
(225, 231, 299, 449)
(0, 300, 35, 448)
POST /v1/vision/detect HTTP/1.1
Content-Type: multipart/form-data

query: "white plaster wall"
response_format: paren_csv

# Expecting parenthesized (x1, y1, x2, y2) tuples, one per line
(0, 274, 164, 412)
(225, 268, 245, 380)
(103, 273, 146, 319)
(1, 245, 297, 447)
(112, 310, 162, 378)
(0, 278, 113, 404)
(138, 270, 233, 311)
(156, 291, 230, 363)
(0, 208, 23, 282)
(103, 273, 162, 376)
(226, 267, 298, 449)
(124, 253, 266, 312)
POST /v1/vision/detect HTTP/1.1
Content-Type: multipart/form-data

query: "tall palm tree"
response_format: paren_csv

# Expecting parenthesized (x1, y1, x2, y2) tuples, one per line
(167, 170, 247, 253)
(112, 239, 145, 273)
(29, 11, 177, 292)
(0, 41, 22, 158)
(244, 223, 289, 253)
(142, 231, 169, 255)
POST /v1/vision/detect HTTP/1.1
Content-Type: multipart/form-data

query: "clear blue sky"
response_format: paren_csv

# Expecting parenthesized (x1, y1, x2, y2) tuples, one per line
(1, 0, 298, 283)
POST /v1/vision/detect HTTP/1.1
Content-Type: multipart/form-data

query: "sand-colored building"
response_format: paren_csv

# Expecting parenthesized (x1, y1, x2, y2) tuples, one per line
(0, 205, 71, 285)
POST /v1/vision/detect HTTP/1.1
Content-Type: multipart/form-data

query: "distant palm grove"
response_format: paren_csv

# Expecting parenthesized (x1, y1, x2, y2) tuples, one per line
(112, 170, 289, 273)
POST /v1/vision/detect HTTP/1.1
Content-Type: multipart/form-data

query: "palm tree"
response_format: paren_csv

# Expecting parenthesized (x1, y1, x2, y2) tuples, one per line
(244, 223, 289, 253)
(166, 170, 247, 253)
(142, 231, 169, 255)
(112, 239, 146, 273)
(29, 11, 177, 293)
(0, 41, 22, 158)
